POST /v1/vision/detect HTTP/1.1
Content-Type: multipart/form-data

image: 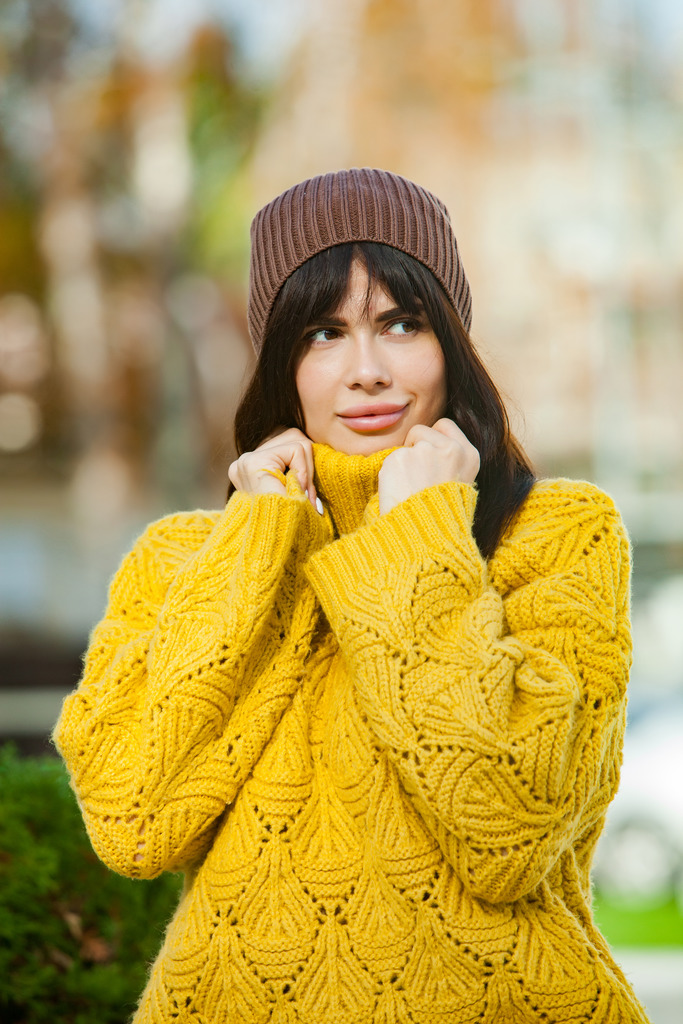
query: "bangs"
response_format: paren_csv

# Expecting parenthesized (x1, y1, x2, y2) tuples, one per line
(300, 242, 440, 327)
(264, 242, 447, 370)
(359, 244, 437, 320)
(264, 245, 354, 372)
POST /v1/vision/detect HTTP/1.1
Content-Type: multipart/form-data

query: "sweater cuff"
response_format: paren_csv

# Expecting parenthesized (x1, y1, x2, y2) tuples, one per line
(179, 487, 327, 587)
(305, 482, 482, 632)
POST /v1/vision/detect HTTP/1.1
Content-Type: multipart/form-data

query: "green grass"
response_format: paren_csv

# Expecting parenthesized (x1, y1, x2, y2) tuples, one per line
(593, 891, 683, 948)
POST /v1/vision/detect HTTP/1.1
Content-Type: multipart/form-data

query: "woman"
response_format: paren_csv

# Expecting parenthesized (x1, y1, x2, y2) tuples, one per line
(54, 168, 650, 1024)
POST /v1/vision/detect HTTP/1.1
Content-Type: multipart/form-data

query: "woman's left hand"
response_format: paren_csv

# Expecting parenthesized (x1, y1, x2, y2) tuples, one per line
(378, 418, 480, 515)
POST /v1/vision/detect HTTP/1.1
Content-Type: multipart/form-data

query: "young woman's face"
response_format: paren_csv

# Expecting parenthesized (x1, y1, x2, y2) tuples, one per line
(295, 261, 447, 455)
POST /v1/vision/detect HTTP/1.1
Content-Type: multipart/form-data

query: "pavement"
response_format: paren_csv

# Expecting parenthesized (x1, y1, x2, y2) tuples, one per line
(614, 949, 683, 1024)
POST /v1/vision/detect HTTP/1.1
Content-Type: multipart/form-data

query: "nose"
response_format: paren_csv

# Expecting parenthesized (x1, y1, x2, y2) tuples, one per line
(345, 336, 392, 390)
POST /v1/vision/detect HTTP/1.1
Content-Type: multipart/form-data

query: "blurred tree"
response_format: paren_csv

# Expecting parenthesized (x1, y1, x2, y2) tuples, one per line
(185, 23, 264, 279)
(0, 1, 262, 499)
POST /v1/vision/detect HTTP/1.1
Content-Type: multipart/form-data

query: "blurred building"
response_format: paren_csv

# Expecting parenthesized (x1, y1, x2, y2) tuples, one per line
(245, 0, 683, 702)
(250, 0, 683, 533)
(0, 3, 258, 742)
(1, 0, 682, 748)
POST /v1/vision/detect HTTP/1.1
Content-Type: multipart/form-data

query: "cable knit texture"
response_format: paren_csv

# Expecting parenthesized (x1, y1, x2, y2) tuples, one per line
(54, 443, 649, 1024)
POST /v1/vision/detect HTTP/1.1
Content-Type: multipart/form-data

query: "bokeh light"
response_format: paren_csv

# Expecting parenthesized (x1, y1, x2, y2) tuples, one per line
(0, 393, 42, 451)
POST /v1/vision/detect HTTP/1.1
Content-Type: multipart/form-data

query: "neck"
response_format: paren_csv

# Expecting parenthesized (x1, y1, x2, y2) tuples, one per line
(312, 443, 395, 534)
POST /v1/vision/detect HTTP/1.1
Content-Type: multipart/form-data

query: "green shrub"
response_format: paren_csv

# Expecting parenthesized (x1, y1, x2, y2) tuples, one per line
(0, 743, 183, 1024)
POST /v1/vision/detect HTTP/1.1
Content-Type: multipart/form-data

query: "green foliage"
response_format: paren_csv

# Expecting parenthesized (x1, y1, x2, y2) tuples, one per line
(0, 744, 183, 1024)
(594, 890, 683, 948)
(184, 27, 266, 278)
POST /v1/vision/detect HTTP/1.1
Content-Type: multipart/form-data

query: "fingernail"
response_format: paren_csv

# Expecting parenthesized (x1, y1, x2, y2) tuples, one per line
(315, 496, 324, 515)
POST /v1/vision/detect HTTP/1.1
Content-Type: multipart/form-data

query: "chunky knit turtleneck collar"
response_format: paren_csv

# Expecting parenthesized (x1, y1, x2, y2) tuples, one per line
(312, 443, 395, 536)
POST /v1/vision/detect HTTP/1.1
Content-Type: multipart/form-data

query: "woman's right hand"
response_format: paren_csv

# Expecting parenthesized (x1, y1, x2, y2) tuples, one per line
(228, 428, 318, 509)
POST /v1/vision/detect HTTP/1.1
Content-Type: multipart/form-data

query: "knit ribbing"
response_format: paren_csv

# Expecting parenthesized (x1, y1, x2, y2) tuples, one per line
(54, 447, 649, 1024)
(311, 442, 393, 535)
(248, 168, 473, 352)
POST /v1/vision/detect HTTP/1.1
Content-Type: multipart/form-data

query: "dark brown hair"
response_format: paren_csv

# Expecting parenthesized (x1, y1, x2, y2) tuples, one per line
(233, 242, 534, 558)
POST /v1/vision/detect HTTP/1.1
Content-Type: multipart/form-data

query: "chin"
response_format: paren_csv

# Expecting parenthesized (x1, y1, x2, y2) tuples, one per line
(327, 431, 403, 456)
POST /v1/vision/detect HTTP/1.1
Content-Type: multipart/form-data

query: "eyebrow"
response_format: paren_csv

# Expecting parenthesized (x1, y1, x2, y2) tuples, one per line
(306, 305, 424, 330)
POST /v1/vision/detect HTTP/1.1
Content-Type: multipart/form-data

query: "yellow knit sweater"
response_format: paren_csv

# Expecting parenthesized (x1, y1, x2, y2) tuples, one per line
(54, 443, 649, 1024)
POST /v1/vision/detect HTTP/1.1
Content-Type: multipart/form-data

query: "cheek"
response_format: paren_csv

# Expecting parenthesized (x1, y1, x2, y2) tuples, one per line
(295, 356, 331, 428)
(414, 347, 447, 412)
(434, 360, 448, 412)
(294, 364, 312, 420)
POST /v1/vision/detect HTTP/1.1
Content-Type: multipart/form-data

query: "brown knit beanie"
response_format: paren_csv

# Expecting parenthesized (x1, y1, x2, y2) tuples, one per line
(247, 168, 472, 353)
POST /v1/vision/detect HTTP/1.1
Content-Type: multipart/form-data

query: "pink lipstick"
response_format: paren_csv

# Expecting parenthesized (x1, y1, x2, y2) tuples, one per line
(337, 402, 408, 432)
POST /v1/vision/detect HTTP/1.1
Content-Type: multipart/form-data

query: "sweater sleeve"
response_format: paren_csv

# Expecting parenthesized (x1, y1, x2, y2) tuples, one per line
(305, 480, 631, 904)
(54, 487, 328, 879)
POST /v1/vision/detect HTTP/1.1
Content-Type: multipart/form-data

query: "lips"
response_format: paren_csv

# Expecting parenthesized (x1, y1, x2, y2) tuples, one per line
(337, 402, 408, 432)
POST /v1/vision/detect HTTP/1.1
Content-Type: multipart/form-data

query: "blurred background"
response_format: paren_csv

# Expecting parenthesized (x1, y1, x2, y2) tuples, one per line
(1, 0, 682, 1019)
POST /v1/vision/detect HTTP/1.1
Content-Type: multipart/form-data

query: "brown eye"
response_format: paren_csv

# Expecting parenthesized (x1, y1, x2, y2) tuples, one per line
(307, 328, 338, 344)
(386, 319, 417, 336)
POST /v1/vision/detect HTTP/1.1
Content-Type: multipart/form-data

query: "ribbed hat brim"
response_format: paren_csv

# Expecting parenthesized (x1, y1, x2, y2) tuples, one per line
(248, 168, 472, 353)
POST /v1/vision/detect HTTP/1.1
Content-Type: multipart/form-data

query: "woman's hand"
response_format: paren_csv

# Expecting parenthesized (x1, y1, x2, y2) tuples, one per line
(228, 428, 318, 509)
(378, 418, 480, 515)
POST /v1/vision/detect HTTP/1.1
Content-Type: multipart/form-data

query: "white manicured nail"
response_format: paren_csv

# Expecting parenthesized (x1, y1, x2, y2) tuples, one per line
(315, 496, 324, 515)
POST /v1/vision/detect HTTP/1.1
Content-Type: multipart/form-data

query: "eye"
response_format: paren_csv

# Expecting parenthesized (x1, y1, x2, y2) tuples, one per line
(305, 328, 339, 345)
(385, 318, 420, 336)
